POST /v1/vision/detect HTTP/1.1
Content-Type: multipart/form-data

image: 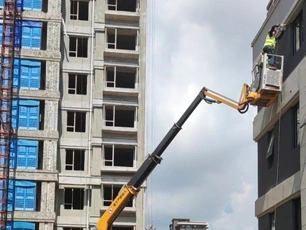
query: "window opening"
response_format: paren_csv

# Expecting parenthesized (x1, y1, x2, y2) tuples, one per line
(105, 66, 137, 89)
(68, 74, 87, 95)
(69, 36, 88, 57)
(104, 145, 135, 167)
(266, 131, 274, 159)
(67, 111, 86, 132)
(293, 104, 300, 148)
(293, 11, 304, 54)
(104, 106, 135, 128)
(70, 0, 89, 21)
(64, 188, 84, 210)
(293, 197, 301, 230)
(266, 130, 275, 169)
(106, 28, 137, 51)
(103, 184, 133, 207)
(65, 149, 85, 171)
(269, 212, 275, 230)
(107, 0, 137, 12)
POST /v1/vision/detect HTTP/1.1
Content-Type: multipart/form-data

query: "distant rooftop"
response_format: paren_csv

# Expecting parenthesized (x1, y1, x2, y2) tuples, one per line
(169, 218, 209, 230)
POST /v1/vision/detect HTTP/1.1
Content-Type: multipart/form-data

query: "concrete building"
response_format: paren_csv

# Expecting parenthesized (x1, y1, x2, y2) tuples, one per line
(58, 0, 147, 229)
(0, 0, 146, 229)
(169, 218, 209, 230)
(251, 0, 306, 229)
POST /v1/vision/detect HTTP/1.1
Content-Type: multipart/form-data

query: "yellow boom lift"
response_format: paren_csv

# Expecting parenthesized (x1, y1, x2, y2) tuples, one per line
(93, 52, 284, 230)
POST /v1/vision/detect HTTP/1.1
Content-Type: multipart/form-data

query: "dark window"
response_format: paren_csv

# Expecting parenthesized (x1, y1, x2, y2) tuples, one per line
(266, 131, 274, 169)
(69, 37, 88, 58)
(70, 0, 89, 21)
(293, 197, 301, 230)
(67, 111, 86, 132)
(65, 149, 85, 171)
(293, 103, 300, 148)
(105, 66, 137, 89)
(107, 0, 137, 12)
(64, 188, 84, 210)
(105, 106, 135, 128)
(68, 74, 87, 95)
(269, 212, 275, 230)
(266, 131, 274, 157)
(293, 11, 304, 54)
(104, 145, 135, 167)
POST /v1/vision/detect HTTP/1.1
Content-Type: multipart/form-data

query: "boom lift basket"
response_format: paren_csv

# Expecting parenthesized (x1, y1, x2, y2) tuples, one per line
(250, 53, 284, 107)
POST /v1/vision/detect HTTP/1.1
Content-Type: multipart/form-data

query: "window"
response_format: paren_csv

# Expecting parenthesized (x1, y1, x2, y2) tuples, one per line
(70, 0, 89, 20)
(67, 111, 86, 132)
(65, 149, 85, 171)
(266, 131, 274, 158)
(293, 104, 300, 148)
(269, 212, 275, 230)
(69, 36, 88, 57)
(293, 197, 301, 230)
(107, 0, 137, 12)
(105, 66, 137, 89)
(103, 184, 133, 207)
(68, 74, 87, 95)
(64, 188, 84, 210)
(293, 11, 304, 54)
(104, 145, 135, 167)
(106, 28, 137, 50)
(104, 105, 136, 128)
(266, 131, 274, 169)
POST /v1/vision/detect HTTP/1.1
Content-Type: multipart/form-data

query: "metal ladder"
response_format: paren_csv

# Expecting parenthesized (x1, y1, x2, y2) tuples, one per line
(0, 0, 18, 228)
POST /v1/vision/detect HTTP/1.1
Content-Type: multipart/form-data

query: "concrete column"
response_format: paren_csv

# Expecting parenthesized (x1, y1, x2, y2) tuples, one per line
(47, 22, 61, 51)
(136, 190, 145, 229)
(95, 33, 105, 60)
(39, 223, 54, 230)
(92, 147, 102, 176)
(44, 100, 59, 131)
(94, 0, 105, 23)
(47, 0, 61, 16)
(94, 69, 103, 98)
(45, 61, 60, 91)
(91, 185, 103, 216)
(40, 182, 56, 212)
(43, 140, 57, 171)
(92, 108, 102, 137)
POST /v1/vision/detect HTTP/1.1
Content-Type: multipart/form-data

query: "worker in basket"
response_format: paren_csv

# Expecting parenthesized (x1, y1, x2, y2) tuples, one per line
(262, 25, 279, 67)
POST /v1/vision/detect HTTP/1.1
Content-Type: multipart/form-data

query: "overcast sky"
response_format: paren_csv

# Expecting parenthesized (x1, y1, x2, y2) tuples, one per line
(144, 0, 268, 229)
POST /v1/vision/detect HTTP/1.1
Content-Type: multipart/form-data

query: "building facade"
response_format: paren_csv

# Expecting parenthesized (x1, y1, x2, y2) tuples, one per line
(252, 0, 306, 229)
(0, 0, 146, 229)
(59, 0, 147, 229)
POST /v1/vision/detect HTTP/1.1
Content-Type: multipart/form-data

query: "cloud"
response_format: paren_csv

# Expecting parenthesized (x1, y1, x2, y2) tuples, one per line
(212, 181, 257, 230)
(145, 0, 267, 229)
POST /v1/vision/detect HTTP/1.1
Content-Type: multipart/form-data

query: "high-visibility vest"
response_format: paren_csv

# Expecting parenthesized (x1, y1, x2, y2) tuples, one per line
(264, 34, 276, 49)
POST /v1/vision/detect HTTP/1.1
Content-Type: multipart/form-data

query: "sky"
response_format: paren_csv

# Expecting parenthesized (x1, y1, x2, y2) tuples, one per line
(144, 0, 268, 229)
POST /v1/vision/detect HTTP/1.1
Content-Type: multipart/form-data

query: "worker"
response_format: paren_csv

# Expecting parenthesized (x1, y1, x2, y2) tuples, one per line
(262, 25, 279, 66)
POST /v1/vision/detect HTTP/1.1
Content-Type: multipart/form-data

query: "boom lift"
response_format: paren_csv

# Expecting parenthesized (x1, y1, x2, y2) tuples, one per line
(93, 52, 284, 230)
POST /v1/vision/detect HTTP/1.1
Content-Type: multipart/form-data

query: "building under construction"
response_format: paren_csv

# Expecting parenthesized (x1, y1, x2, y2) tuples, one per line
(251, 0, 305, 228)
(0, 0, 146, 229)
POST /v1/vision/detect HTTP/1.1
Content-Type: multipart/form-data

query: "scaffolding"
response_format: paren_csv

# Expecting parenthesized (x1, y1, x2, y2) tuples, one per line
(0, 0, 18, 228)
